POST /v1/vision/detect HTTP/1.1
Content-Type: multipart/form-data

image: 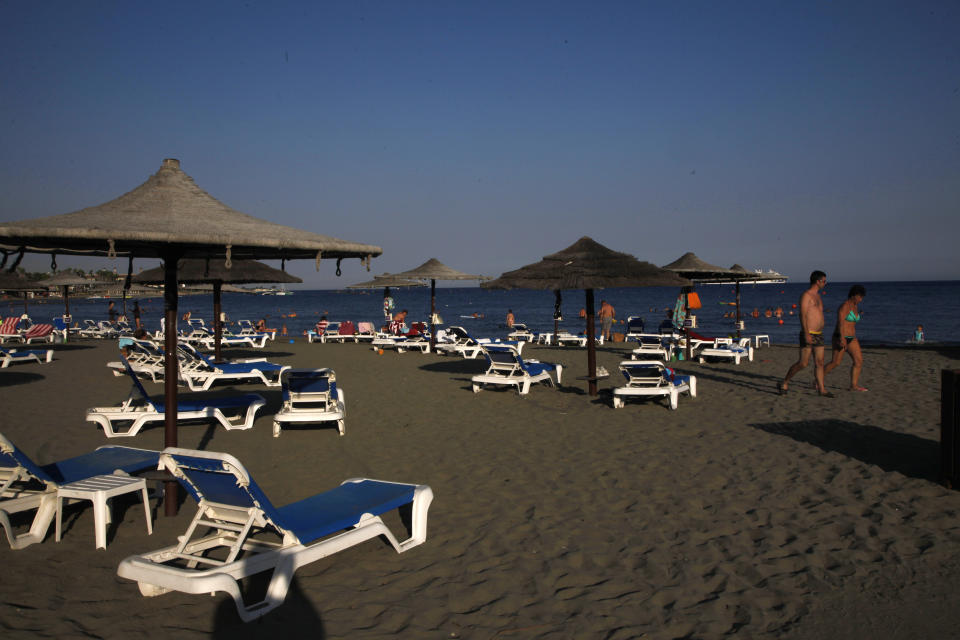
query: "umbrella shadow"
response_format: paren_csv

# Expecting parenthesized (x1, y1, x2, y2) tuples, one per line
(51, 343, 97, 352)
(685, 367, 781, 394)
(0, 371, 45, 387)
(749, 419, 939, 481)
(419, 359, 486, 375)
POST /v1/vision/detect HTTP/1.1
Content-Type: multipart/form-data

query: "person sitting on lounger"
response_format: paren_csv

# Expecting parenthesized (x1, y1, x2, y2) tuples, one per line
(389, 310, 408, 335)
(315, 315, 329, 334)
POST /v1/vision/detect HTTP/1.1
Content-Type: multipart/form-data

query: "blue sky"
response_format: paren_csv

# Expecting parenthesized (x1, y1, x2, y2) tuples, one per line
(2, 1, 957, 287)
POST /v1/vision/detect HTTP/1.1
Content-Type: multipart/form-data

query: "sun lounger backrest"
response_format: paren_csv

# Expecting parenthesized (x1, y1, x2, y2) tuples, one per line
(121, 356, 160, 410)
(339, 321, 356, 335)
(0, 433, 52, 484)
(621, 362, 668, 387)
(0, 317, 19, 334)
(160, 449, 285, 525)
(357, 322, 375, 334)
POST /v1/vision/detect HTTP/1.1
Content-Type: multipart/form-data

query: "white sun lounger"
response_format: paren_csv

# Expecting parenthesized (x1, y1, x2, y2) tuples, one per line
(117, 448, 433, 622)
(630, 333, 671, 361)
(612, 361, 696, 410)
(1, 346, 53, 368)
(0, 432, 158, 549)
(698, 338, 754, 365)
(471, 344, 562, 395)
(272, 368, 345, 437)
(87, 357, 266, 438)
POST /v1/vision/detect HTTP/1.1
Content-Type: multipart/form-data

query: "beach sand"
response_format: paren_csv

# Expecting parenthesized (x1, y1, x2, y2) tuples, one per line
(2, 337, 959, 638)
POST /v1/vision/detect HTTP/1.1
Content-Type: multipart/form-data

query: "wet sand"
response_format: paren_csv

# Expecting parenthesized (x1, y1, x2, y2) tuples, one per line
(2, 336, 959, 638)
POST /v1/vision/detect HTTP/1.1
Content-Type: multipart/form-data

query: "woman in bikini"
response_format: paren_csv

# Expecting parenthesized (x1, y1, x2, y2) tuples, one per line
(824, 284, 867, 391)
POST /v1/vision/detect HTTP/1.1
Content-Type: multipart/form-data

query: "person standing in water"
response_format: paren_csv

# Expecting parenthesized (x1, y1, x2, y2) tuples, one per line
(779, 270, 831, 397)
(824, 284, 867, 391)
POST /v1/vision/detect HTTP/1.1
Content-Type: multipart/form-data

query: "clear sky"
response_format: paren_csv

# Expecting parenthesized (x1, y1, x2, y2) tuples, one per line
(1, 1, 957, 287)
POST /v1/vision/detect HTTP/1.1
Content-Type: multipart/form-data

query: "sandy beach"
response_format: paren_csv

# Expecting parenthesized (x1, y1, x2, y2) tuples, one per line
(2, 336, 959, 639)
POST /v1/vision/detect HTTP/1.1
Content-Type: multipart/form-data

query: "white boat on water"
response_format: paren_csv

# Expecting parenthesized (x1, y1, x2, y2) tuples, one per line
(701, 270, 788, 285)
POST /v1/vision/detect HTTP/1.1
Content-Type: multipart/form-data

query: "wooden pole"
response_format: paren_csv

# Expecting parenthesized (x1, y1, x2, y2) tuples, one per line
(429, 279, 437, 351)
(213, 282, 223, 363)
(586, 288, 597, 396)
(553, 290, 561, 346)
(736, 281, 742, 340)
(162, 253, 180, 516)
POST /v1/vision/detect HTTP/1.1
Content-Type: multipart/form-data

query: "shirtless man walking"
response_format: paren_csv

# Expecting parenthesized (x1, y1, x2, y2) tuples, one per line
(779, 270, 832, 397)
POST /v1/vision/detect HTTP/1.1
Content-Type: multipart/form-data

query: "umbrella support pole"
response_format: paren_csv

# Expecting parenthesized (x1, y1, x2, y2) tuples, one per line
(213, 283, 223, 363)
(162, 255, 181, 517)
(586, 288, 597, 397)
(736, 282, 742, 340)
(429, 279, 437, 351)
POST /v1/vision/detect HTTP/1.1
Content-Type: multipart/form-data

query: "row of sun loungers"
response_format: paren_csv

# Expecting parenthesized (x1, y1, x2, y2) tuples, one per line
(0, 317, 56, 344)
(1, 433, 433, 621)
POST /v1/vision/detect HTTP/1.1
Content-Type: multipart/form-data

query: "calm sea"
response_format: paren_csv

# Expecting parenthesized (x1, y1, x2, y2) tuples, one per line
(7, 281, 958, 347)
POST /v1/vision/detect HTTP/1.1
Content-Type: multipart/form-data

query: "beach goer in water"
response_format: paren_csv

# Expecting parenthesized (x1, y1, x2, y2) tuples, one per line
(579, 308, 587, 319)
(389, 309, 408, 335)
(383, 288, 395, 322)
(824, 285, 867, 391)
(751, 308, 760, 318)
(598, 299, 616, 340)
(181, 310, 191, 323)
(779, 270, 831, 397)
(107, 301, 116, 322)
(505, 309, 514, 328)
(132, 301, 141, 330)
(914, 325, 924, 343)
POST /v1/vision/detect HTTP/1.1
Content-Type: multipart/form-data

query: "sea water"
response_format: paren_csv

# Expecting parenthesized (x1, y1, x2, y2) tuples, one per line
(7, 281, 958, 347)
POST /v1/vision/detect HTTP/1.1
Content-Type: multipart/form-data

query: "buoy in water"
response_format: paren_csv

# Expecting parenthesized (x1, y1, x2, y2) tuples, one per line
(778, 319, 784, 325)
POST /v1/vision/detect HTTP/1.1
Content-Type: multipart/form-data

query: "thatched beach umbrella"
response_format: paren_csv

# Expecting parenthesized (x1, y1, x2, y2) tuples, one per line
(662, 252, 737, 358)
(0, 158, 381, 514)
(36, 272, 91, 320)
(134, 258, 302, 362)
(483, 237, 691, 397)
(0, 271, 41, 315)
(348, 274, 426, 325)
(390, 259, 488, 350)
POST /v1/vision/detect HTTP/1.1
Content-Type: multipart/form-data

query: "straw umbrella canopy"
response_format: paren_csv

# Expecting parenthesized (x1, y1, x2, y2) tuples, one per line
(482, 237, 691, 396)
(389, 258, 488, 349)
(134, 258, 302, 362)
(0, 271, 42, 315)
(662, 252, 738, 356)
(0, 158, 381, 515)
(36, 272, 91, 319)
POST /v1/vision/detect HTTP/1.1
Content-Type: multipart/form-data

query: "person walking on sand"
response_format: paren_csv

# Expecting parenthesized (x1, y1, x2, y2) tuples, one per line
(824, 284, 867, 391)
(598, 299, 616, 340)
(779, 270, 832, 397)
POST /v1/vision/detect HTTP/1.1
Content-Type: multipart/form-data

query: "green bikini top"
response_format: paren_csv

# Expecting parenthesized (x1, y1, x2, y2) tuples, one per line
(845, 309, 861, 323)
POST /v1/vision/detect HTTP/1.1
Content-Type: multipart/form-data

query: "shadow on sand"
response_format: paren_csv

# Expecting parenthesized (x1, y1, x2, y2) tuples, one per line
(750, 419, 940, 482)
